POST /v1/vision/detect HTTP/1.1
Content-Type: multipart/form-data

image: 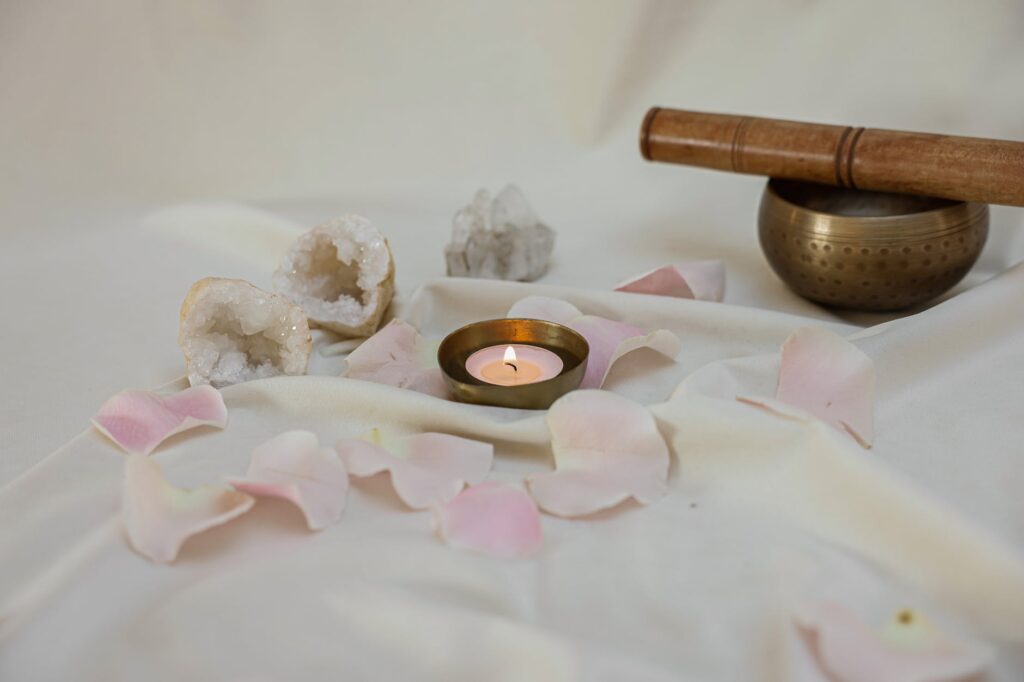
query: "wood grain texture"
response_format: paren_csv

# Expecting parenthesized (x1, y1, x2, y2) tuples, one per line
(641, 108, 1024, 206)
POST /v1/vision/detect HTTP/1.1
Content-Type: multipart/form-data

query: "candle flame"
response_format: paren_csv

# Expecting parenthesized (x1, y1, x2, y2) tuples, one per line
(503, 345, 519, 372)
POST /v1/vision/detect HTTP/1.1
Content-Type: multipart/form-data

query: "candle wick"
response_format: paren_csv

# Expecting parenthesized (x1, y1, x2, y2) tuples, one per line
(504, 361, 518, 373)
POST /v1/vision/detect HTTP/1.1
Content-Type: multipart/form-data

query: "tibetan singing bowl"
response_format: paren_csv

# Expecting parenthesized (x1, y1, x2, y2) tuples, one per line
(438, 318, 589, 410)
(759, 179, 988, 311)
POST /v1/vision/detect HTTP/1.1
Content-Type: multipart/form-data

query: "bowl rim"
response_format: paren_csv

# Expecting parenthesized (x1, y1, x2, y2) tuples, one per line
(766, 178, 985, 217)
(762, 179, 988, 241)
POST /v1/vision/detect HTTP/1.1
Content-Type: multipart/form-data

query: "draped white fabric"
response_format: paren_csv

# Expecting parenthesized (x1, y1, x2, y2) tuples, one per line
(4, 247, 1024, 678)
(2, 1, 1024, 679)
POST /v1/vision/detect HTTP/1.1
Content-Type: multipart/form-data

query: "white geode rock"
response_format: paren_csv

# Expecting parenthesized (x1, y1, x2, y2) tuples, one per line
(445, 185, 555, 281)
(274, 215, 395, 338)
(178, 277, 312, 388)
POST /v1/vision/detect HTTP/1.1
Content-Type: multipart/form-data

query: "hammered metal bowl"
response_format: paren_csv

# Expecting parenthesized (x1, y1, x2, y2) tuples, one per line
(759, 179, 988, 311)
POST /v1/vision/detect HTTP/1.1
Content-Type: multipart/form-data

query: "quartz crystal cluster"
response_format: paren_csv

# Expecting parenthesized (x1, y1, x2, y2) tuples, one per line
(178, 277, 312, 388)
(445, 185, 555, 281)
(177, 215, 393, 389)
(274, 215, 395, 338)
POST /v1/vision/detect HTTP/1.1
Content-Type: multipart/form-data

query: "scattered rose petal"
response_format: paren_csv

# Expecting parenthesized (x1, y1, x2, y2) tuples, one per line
(570, 315, 682, 389)
(433, 482, 543, 559)
(795, 602, 992, 682)
(122, 453, 254, 563)
(92, 385, 228, 455)
(227, 431, 348, 531)
(773, 327, 875, 447)
(614, 261, 725, 302)
(507, 296, 583, 326)
(343, 320, 448, 398)
(616, 264, 694, 299)
(526, 390, 670, 517)
(506, 296, 681, 389)
(337, 429, 493, 509)
(319, 337, 365, 357)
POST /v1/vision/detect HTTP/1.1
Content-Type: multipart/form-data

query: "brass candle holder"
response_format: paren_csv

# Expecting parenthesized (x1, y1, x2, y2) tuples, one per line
(437, 318, 589, 409)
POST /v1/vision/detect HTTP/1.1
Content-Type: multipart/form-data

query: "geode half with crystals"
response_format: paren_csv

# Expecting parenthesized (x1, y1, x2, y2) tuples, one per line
(274, 215, 395, 338)
(445, 185, 555, 281)
(178, 277, 312, 388)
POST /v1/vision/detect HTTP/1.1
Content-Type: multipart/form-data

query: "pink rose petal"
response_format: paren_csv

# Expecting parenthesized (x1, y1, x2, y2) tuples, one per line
(433, 482, 543, 559)
(122, 453, 254, 564)
(527, 390, 670, 517)
(337, 429, 493, 509)
(776, 327, 875, 447)
(507, 296, 681, 389)
(569, 315, 681, 390)
(92, 385, 228, 455)
(795, 602, 991, 682)
(614, 261, 725, 302)
(343, 319, 449, 398)
(507, 296, 583, 326)
(678, 260, 726, 302)
(227, 431, 348, 531)
(616, 264, 695, 299)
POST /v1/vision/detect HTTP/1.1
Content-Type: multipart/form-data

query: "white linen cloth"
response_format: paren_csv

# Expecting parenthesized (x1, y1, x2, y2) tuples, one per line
(1, 201, 1024, 679)
(4, 1, 1024, 679)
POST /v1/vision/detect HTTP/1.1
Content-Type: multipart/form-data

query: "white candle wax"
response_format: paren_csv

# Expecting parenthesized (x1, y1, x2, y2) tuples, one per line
(465, 344, 564, 386)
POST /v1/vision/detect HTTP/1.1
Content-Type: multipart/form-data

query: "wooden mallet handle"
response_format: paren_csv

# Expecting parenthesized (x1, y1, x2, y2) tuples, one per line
(640, 107, 1024, 206)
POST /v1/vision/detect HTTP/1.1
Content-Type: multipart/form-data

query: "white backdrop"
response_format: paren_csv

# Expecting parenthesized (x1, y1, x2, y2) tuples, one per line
(4, 1, 1024, 214)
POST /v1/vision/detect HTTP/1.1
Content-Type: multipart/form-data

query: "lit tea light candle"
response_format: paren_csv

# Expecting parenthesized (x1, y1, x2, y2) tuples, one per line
(438, 319, 588, 408)
(466, 344, 564, 386)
